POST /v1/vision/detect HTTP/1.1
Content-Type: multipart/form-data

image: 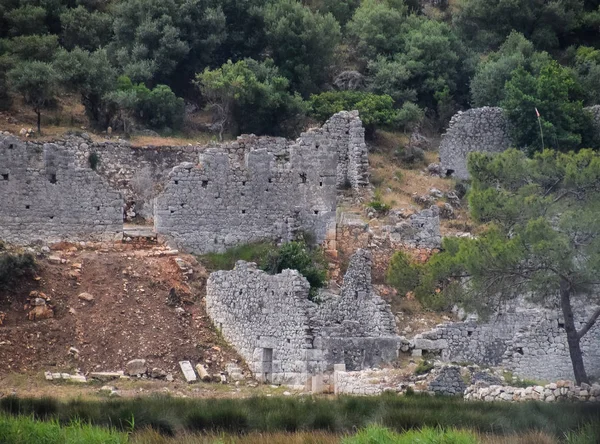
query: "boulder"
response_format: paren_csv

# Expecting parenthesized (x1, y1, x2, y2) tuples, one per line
(125, 359, 147, 376)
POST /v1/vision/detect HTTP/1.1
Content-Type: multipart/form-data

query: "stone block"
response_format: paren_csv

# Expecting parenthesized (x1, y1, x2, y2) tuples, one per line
(179, 361, 197, 383)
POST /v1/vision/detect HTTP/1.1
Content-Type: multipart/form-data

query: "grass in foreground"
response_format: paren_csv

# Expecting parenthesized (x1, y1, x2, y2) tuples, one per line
(1, 416, 599, 444)
(1, 394, 599, 439)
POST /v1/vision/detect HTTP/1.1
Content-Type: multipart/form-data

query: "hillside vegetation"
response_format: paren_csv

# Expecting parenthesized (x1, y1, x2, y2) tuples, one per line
(1, 0, 600, 151)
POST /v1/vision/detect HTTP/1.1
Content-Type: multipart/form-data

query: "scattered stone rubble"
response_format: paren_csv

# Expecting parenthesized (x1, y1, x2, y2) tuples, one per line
(465, 381, 600, 403)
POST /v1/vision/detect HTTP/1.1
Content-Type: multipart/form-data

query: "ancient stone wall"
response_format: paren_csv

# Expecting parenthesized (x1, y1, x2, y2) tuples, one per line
(155, 111, 368, 253)
(411, 301, 600, 381)
(439, 105, 600, 180)
(439, 107, 511, 180)
(206, 249, 400, 385)
(0, 134, 123, 244)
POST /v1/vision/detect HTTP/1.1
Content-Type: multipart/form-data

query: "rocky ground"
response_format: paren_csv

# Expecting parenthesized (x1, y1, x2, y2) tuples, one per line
(0, 239, 243, 384)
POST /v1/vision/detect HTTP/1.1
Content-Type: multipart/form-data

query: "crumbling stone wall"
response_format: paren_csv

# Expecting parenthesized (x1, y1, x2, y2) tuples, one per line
(206, 249, 400, 385)
(411, 301, 600, 381)
(0, 134, 123, 244)
(155, 111, 368, 253)
(439, 106, 600, 180)
(439, 107, 511, 180)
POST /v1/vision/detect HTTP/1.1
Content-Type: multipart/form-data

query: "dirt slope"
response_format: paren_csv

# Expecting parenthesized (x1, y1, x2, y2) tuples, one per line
(0, 242, 242, 377)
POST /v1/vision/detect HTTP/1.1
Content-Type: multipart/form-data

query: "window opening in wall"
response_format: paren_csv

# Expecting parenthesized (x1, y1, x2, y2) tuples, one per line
(268, 178, 272, 183)
(265, 188, 269, 192)
(96, 206, 100, 211)
(242, 209, 246, 214)
(202, 180, 208, 188)
(286, 338, 290, 344)
(170, 210, 175, 214)
(516, 347, 524, 355)
(239, 289, 243, 295)
(174, 180, 179, 185)
(214, 238, 218, 244)
(299, 172, 307, 183)
(558, 321, 565, 328)
(467, 331, 473, 337)
(241, 192, 245, 196)
(319, 181, 323, 186)
(49, 174, 57, 184)
(1, 174, 8, 181)
(242, 181, 246, 186)
(25, 205, 30, 209)
(314, 210, 319, 215)
(445, 169, 455, 177)
(49, 216, 54, 220)
(9, 144, 14, 149)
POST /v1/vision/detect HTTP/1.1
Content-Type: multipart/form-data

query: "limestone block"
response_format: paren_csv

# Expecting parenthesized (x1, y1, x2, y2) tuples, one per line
(179, 361, 197, 383)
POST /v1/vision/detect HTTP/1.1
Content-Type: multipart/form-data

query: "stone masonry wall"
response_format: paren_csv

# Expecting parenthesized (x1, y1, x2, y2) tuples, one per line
(411, 301, 600, 381)
(206, 249, 400, 385)
(0, 134, 123, 244)
(439, 107, 511, 180)
(439, 106, 600, 180)
(155, 111, 368, 253)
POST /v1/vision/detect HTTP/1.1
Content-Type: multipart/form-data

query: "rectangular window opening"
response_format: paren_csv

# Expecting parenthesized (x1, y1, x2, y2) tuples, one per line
(174, 180, 179, 185)
(314, 210, 319, 215)
(242, 209, 246, 214)
(25, 205, 30, 209)
(201, 180, 208, 188)
(1, 174, 8, 181)
(49, 174, 57, 184)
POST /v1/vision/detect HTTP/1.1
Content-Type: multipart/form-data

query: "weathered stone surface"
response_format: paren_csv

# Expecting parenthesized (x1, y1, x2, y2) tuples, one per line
(125, 359, 147, 376)
(206, 249, 400, 385)
(179, 361, 197, 383)
(78, 292, 94, 302)
(412, 299, 600, 381)
(439, 107, 511, 180)
(89, 371, 124, 381)
(0, 136, 124, 244)
(154, 111, 368, 253)
(195, 364, 211, 382)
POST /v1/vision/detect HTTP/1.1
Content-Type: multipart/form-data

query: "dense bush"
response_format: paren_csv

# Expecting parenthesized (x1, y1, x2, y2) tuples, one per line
(0, 251, 36, 289)
(386, 251, 422, 297)
(310, 91, 415, 136)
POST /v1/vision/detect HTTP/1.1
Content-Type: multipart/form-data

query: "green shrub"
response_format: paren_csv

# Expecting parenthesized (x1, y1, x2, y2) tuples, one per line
(386, 251, 422, 297)
(199, 242, 276, 271)
(396, 145, 425, 165)
(310, 91, 401, 137)
(415, 360, 434, 375)
(0, 252, 36, 289)
(566, 422, 600, 444)
(88, 152, 100, 170)
(367, 199, 391, 214)
(263, 241, 327, 301)
(343, 425, 479, 444)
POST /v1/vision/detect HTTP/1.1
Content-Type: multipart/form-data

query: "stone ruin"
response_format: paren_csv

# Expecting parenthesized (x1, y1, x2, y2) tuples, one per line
(0, 111, 368, 252)
(0, 135, 123, 244)
(439, 105, 600, 180)
(410, 299, 600, 381)
(206, 249, 401, 386)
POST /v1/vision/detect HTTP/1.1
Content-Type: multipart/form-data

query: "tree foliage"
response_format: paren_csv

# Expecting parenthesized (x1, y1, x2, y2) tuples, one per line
(501, 60, 594, 153)
(419, 149, 600, 384)
(8, 60, 58, 132)
(263, 0, 341, 97)
(470, 32, 550, 107)
(195, 59, 308, 138)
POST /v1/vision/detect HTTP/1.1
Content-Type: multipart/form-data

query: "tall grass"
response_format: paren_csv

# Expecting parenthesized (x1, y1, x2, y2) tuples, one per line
(0, 394, 598, 439)
(0, 414, 127, 444)
(199, 242, 276, 271)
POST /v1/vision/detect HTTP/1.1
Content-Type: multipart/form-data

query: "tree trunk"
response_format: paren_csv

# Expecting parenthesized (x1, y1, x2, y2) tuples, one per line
(560, 278, 589, 385)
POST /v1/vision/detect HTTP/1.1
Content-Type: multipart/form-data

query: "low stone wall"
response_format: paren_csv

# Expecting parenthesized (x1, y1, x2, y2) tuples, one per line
(410, 300, 600, 382)
(465, 381, 600, 403)
(0, 134, 123, 244)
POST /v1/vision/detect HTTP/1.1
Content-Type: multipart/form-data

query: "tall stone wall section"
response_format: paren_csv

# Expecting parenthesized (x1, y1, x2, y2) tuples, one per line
(0, 134, 123, 244)
(411, 301, 600, 381)
(155, 111, 368, 254)
(206, 250, 400, 385)
(439, 107, 511, 180)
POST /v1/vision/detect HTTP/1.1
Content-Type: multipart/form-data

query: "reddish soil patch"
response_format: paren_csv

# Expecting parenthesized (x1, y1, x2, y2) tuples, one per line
(0, 243, 242, 378)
